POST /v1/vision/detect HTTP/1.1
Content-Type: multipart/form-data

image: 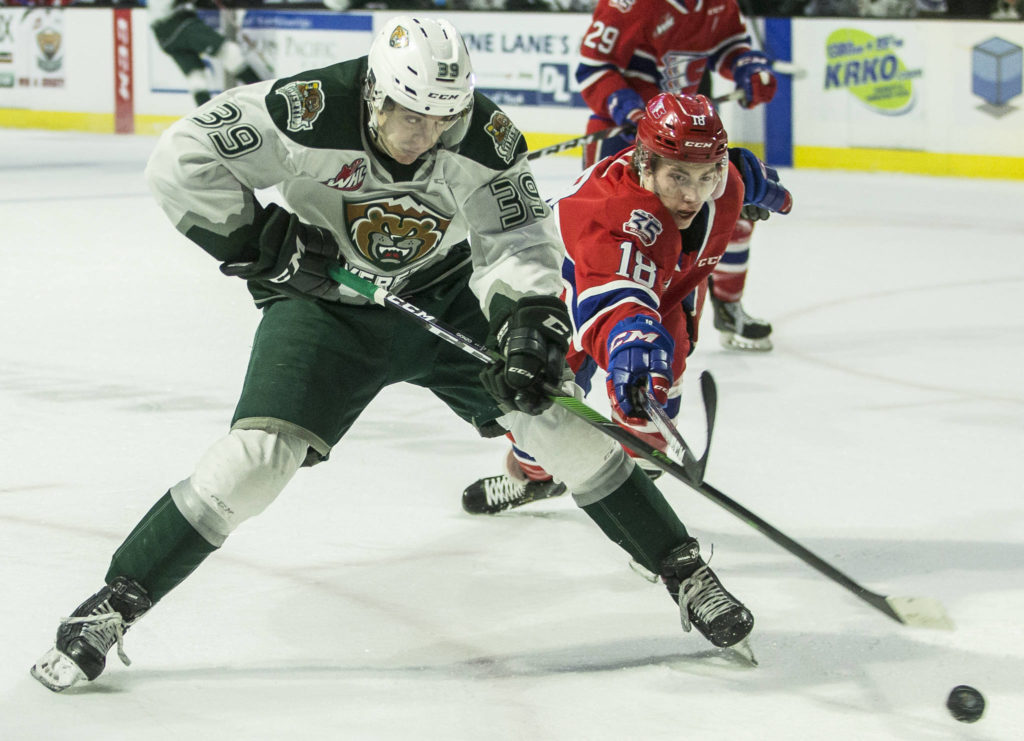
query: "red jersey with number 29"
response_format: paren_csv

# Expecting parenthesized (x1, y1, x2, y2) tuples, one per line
(577, 0, 752, 120)
(554, 149, 743, 379)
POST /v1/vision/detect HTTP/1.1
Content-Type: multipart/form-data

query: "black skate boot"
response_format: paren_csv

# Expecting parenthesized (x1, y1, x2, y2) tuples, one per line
(463, 449, 568, 515)
(660, 539, 754, 649)
(710, 294, 773, 352)
(462, 474, 566, 514)
(31, 576, 152, 692)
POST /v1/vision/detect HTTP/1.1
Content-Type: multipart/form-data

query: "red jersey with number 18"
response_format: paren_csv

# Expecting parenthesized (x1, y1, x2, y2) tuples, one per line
(554, 149, 743, 378)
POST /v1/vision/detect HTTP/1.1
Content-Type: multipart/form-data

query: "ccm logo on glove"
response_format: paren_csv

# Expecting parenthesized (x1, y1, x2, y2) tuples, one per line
(610, 328, 665, 352)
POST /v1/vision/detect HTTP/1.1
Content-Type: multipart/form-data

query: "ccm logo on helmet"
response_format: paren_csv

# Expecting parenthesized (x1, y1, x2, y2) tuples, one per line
(685, 141, 713, 148)
(428, 92, 460, 100)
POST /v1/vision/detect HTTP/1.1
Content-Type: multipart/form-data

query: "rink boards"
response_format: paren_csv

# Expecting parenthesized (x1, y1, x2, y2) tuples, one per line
(0, 6, 1020, 178)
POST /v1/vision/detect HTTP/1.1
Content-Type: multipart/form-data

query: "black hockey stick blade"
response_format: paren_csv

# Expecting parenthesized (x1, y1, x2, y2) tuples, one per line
(695, 370, 717, 480)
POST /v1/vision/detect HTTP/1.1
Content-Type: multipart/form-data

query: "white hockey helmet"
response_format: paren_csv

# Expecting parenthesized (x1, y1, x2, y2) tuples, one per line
(365, 16, 475, 118)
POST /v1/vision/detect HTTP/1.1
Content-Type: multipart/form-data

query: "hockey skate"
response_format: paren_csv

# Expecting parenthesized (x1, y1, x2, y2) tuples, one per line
(31, 576, 152, 692)
(462, 451, 566, 514)
(710, 295, 773, 352)
(661, 539, 754, 652)
(462, 474, 566, 514)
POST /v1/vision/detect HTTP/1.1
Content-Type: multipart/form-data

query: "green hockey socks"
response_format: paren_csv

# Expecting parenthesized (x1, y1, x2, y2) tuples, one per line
(581, 466, 689, 575)
(106, 491, 218, 603)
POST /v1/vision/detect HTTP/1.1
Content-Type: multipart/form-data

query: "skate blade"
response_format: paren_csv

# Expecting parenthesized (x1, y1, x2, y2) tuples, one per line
(30, 647, 87, 692)
(719, 333, 772, 352)
(726, 638, 758, 667)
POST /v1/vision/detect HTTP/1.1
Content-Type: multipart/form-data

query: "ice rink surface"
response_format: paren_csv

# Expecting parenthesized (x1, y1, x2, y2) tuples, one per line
(1, 128, 1022, 740)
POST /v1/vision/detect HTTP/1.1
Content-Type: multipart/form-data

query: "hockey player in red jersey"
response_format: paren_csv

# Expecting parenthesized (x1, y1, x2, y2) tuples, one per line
(463, 92, 792, 515)
(577, 0, 779, 352)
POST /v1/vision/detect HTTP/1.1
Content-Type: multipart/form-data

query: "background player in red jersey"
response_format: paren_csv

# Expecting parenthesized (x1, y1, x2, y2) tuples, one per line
(576, 0, 779, 352)
(463, 92, 792, 515)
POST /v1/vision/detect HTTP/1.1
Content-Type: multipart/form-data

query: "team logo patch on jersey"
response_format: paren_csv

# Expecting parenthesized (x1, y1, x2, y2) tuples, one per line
(345, 195, 452, 271)
(624, 209, 663, 247)
(322, 158, 367, 191)
(610, 0, 636, 12)
(275, 80, 325, 132)
(485, 111, 521, 164)
(661, 52, 707, 94)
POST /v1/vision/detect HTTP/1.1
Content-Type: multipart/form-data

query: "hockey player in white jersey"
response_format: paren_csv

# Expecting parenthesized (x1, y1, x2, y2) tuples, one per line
(31, 16, 754, 693)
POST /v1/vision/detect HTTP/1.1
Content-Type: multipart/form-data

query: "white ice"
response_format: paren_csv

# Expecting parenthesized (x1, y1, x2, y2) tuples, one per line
(1, 129, 1022, 741)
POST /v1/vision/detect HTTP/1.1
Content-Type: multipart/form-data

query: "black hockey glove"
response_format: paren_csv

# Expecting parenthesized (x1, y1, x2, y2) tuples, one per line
(480, 295, 572, 416)
(220, 203, 345, 301)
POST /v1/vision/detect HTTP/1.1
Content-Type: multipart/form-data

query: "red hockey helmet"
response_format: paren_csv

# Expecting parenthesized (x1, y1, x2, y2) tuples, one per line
(635, 93, 728, 163)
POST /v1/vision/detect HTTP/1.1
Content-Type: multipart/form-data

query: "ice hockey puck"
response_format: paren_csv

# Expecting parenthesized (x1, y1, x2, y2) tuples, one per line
(946, 685, 985, 723)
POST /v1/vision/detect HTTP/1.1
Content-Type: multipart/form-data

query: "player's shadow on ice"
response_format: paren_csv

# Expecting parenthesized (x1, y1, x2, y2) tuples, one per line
(76, 627, 1024, 693)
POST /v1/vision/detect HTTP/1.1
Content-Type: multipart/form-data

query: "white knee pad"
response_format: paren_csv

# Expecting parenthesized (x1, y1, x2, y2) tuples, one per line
(216, 39, 247, 76)
(500, 397, 634, 504)
(171, 428, 307, 546)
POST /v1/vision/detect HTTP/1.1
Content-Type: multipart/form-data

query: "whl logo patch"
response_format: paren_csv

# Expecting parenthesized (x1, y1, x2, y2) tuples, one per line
(345, 195, 452, 271)
(322, 158, 367, 191)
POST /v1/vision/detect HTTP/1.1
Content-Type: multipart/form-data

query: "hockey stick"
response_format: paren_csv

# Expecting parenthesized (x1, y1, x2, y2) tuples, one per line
(736, 0, 807, 80)
(325, 264, 952, 630)
(640, 371, 717, 484)
(326, 264, 706, 481)
(771, 61, 807, 80)
(527, 90, 744, 161)
(641, 390, 700, 477)
(526, 124, 633, 161)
